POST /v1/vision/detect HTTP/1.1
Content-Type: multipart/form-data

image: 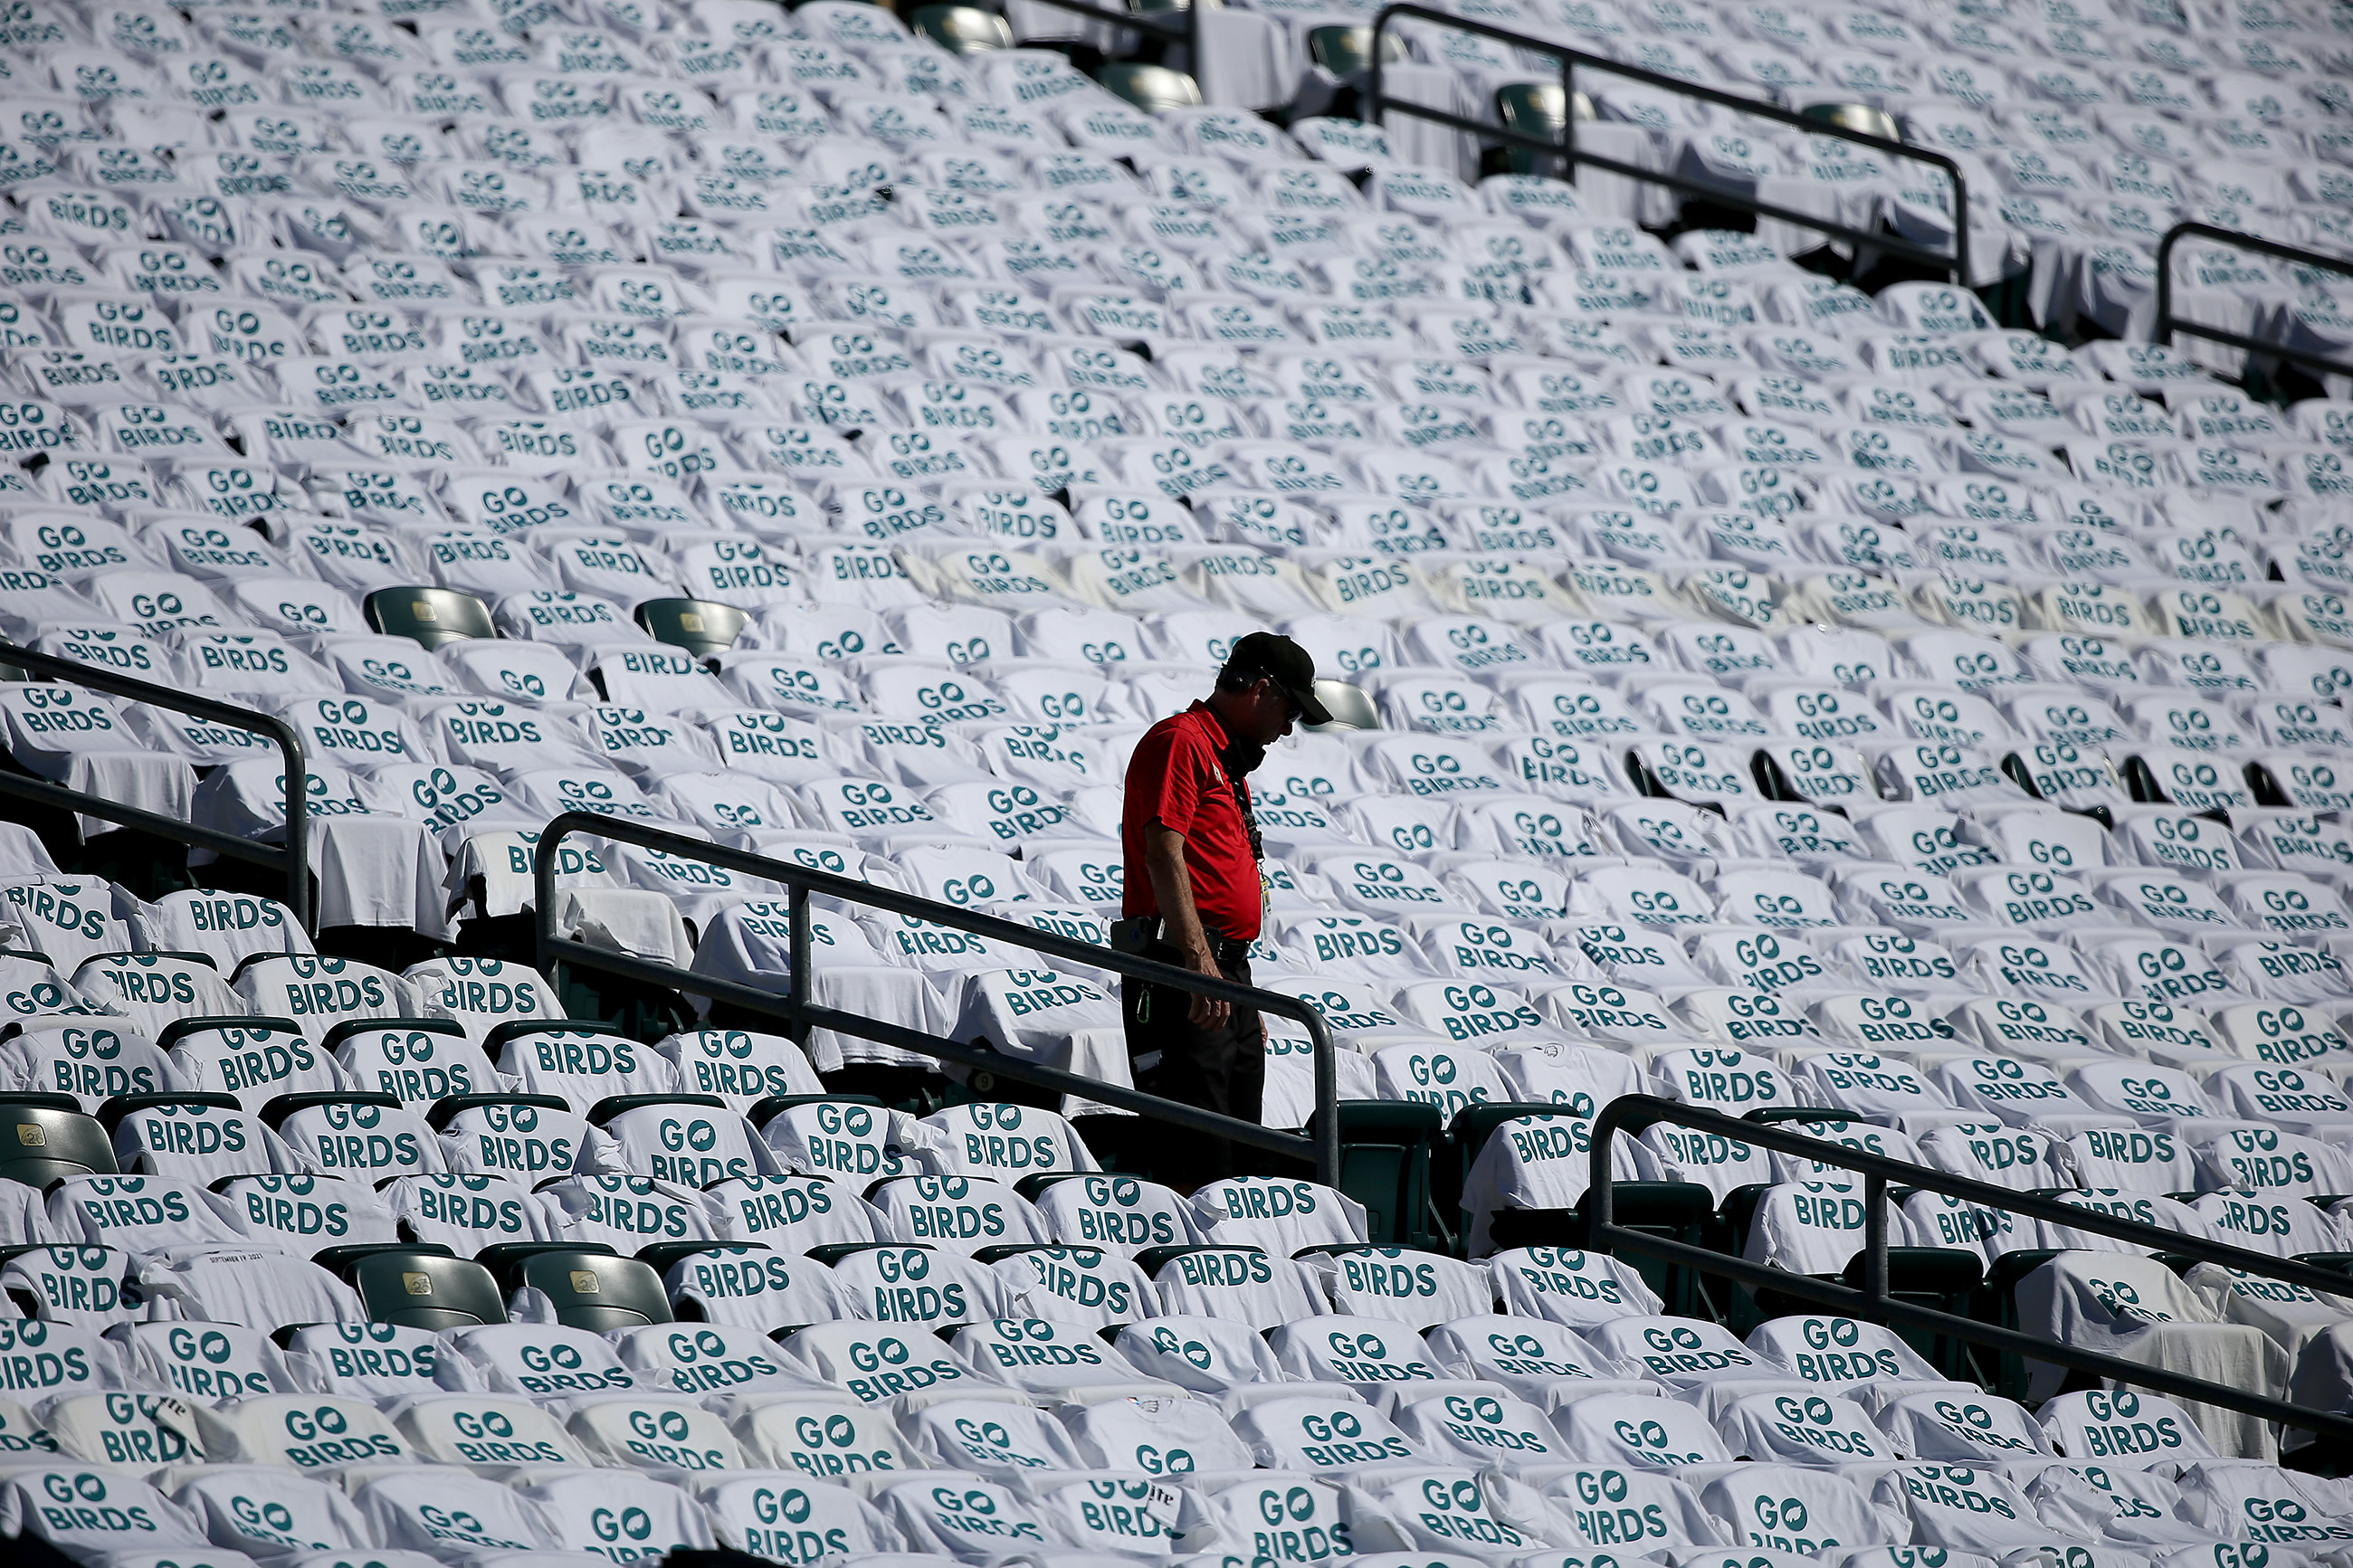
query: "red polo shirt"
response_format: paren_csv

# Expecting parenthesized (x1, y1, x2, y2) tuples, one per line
(1122, 701, 1262, 942)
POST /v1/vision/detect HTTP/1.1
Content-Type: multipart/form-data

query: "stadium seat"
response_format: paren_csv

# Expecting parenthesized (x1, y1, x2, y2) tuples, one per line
(914, 4, 1013, 53)
(332, 1249, 508, 1331)
(0, 1097, 116, 1186)
(1100, 63, 1204, 113)
(1310, 1097, 1444, 1248)
(635, 597, 751, 660)
(364, 586, 498, 650)
(487, 1247, 676, 1331)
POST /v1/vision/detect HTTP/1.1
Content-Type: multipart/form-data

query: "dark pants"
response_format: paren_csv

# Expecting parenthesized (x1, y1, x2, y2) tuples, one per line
(1123, 945, 1262, 1190)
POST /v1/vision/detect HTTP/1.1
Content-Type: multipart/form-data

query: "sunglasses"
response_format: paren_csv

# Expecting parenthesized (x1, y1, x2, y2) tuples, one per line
(1258, 677, 1302, 719)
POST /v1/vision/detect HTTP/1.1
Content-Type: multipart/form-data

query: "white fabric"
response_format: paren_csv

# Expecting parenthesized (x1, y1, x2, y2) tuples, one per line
(47, 1174, 252, 1256)
(384, 1172, 562, 1254)
(283, 1322, 444, 1397)
(1491, 1248, 1663, 1326)
(2014, 1251, 2289, 1459)
(1465, 1115, 1641, 1255)
(138, 1240, 367, 1326)
(1188, 1178, 1368, 1253)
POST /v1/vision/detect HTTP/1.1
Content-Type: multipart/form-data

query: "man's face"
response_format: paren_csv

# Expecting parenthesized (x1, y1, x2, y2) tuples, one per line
(1241, 678, 1298, 745)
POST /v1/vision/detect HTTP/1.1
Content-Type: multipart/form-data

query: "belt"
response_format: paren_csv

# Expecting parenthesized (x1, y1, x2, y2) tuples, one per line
(1110, 916, 1251, 968)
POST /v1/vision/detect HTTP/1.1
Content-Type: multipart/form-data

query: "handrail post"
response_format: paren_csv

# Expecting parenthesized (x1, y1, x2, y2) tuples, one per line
(1307, 1012, 1338, 1189)
(532, 823, 559, 984)
(1586, 1129, 1614, 1241)
(1862, 1174, 1888, 1307)
(2155, 223, 2181, 352)
(1188, 0, 1202, 106)
(1558, 55, 1575, 183)
(280, 760, 309, 933)
(787, 883, 812, 1050)
(1367, 11, 1388, 131)
(1946, 167, 1968, 290)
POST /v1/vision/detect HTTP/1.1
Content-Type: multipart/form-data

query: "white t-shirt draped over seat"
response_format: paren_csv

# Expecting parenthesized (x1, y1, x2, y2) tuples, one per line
(1714, 1404, 1908, 1487)
(135, 1243, 365, 1327)
(1186, 1176, 1367, 1253)
(115, 1096, 299, 1183)
(192, 759, 451, 934)
(0, 682, 195, 840)
(1148, 1246, 1328, 1330)
(72, 952, 242, 1041)
(1743, 1177, 1897, 1278)
(0, 1244, 141, 1329)
(1462, 1112, 1642, 1255)
(1, 1021, 178, 1110)
(1424, 1312, 1653, 1408)
(2014, 1250, 2290, 1460)
(1556, 1391, 1738, 1469)
(0, 878, 142, 974)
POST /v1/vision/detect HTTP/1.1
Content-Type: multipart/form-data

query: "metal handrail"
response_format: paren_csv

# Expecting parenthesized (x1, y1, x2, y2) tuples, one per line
(1587, 1095, 2353, 1442)
(0, 640, 310, 930)
(1366, 2, 1971, 287)
(2156, 220, 2353, 383)
(531, 813, 1341, 1185)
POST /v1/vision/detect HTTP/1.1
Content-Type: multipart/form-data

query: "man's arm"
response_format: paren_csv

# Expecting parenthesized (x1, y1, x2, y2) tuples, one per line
(1143, 822, 1231, 1029)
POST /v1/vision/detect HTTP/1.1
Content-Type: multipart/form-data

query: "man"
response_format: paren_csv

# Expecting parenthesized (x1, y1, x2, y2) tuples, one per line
(1116, 632, 1330, 1191)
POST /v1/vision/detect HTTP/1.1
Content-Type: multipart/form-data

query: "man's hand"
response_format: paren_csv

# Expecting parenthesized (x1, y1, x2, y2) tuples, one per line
(1144, 821, 1232, 1030)
(1182, 943, 1230, 1029)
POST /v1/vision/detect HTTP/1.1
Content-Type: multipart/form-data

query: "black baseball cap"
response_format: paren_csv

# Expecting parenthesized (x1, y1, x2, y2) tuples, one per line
(1221, 632, 1332, 726)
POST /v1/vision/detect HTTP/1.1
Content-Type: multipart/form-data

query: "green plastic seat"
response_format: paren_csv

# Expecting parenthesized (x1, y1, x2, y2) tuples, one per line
(1443, 1101, 1576, 1237)
(1840, 1246, 1991, 1383)
(1494, 81, 1594, 176)
(911, 4, 1012, 53)
(484, 1018, 630, 1065)
(1097, 63, 1203, 112)
(1309, 24, 1407, 76)
(494, 1248, 674, 1332)
(156, 1014, 302, 1052)
(1490, 1180, 1717, 1317)
(477, 1240, 615, 1269)
(634, 597, 748, 660)
(1801, 101, 1900, 142)
(2245, 757, 2300, 810)
(0, 1098, 117, 1186)
(1309, 1099, 1443, 1250)
(319, 1015, 465, 1053)
(973, 1241, 1066, 1264)
(1015, 1171, 1090, 1202)
(807, 1241, 900, 1266)
(637, 1240, 736, 1276)
(1842, 1248, 1986, 1299)
(338, 1249, 508, 1330)
(364, 586, 496, 650)
(1301, 679, 1378, 733)
(424, 1093, 572, 1131)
